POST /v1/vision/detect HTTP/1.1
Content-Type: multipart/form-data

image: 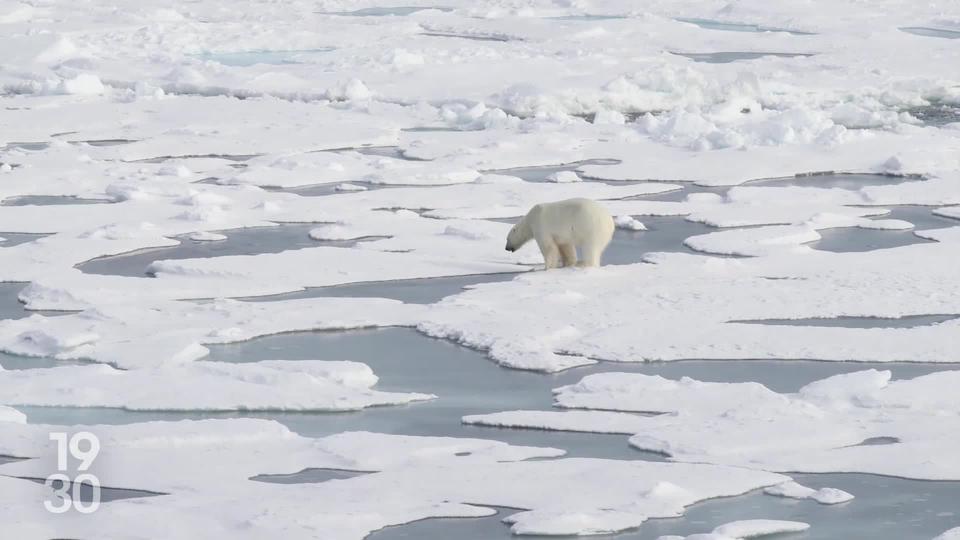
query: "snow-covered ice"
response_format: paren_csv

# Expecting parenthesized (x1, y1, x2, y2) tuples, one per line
(0, 360, 435, 411)
(936, 528, 960, 540)
(462, 369, 960, 479)
(657, 519, 810, 540)
(763, 481, 854, 505)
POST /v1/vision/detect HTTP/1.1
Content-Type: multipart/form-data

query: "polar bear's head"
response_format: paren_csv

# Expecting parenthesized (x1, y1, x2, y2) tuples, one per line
(505, 219, 532, 252)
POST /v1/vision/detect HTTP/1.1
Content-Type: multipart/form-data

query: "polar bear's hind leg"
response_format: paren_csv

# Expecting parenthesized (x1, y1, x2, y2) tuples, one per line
(578, 243, 603, 267)
(579, 231, 612, 267)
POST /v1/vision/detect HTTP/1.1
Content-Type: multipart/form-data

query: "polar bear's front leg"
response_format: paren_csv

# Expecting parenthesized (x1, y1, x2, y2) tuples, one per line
(558, 243, 578, 268)
(536, 237, 561, 269)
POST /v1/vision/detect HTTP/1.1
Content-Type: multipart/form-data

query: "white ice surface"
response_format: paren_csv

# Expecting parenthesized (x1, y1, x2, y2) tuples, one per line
(614, 215, 648, 231)
(763, 481, 854, 505)
(661, 519, 811, 539)
(0, 360, 434, 411)
(936, 528, 960, 540)
(421, 243, 960, 370)
(712, 519, 810, 537)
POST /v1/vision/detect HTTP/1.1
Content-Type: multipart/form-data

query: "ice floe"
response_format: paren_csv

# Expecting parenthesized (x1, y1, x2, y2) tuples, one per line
(0, 360, 434, 411)
(464, 369, 960, 479)
(421, 236, 960, 370)
(763, 481, 854, 505)
(658, 519, 811, 539)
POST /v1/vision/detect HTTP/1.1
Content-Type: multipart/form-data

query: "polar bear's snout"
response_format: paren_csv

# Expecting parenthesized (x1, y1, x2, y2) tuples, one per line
(505, 222, 527, 252)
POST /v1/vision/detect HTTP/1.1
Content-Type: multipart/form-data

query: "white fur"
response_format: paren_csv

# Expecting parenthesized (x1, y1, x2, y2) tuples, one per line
(505, 198, 615, 269)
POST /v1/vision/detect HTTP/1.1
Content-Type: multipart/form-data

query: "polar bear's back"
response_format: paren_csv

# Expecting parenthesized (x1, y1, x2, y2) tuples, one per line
(530, 197, 614, 245)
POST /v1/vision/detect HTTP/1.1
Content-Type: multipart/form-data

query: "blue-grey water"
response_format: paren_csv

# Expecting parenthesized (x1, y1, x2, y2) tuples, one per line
(1, 142, 50, 151)
(672, 51, 814, 63)
(237, 273, 521, 305)
(752, 173, 916, 189)
(0, 282, 28, 320)
(252, 468, 368, 484)
(1, 196, 112, 207)
(675, 17, 815, 35)
(422, 32, 515, 42)
(128, 153, 259, 164)
(21, 476, 164, 503)
(77, 223, 362, 277)
(68, 139, 136, 147)
(899, 27, 960, 39)
(810, 205, 955, 253)
(1, 232, 52, 247)
(321, 6, 452, 16)
(484, 159, 622, 182)
(906, 104, 960, 127)
(731, 314, 958, 329)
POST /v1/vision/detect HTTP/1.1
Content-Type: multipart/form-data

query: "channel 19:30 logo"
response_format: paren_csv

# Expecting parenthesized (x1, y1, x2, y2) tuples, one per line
(45, 432, 101, 514)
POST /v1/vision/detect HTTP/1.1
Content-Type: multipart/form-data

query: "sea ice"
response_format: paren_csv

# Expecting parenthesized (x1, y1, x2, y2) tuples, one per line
(658, 519, 811, 539)
(936, 527, 960, 540)
(463, 369, 960, 479)
(0, 360, 435, 411)
(763, 481, 854, 505)
(614, 215, 647, 231)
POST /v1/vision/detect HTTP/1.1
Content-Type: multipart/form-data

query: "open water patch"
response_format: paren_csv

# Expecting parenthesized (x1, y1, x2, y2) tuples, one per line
(484, 159, 621, 182)
(751, 173, 919, 189)
(730, 314, 959, 329)
(68, 139, 137, 147)
(672, 51, 814, 63)
(676, 17, 815, 35)
(19, 476, 164, 504)
(77, 223, 358, 277)
(906, 104, 960, 127)
(421, 32, 517, 42)
(605, 215, 720, 264)
(0, 232, 50, 247)
(251, 468, 369, 484)
(1, 195, 112, 206)
(237, 272, 520, 305)
(899, 27, 960, 39)
(809, 225, 937, 253)
(321, 6, 452, 16)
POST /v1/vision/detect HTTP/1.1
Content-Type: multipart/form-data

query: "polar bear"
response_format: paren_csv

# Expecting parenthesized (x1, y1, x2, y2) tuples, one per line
(505, 198, 615, 269)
